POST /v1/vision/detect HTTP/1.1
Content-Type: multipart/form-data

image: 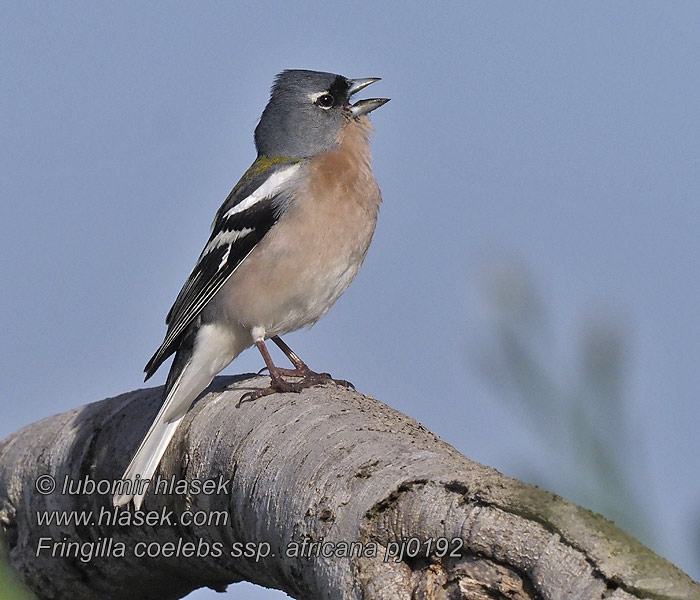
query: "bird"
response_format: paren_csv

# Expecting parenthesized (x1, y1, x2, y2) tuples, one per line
(113, 69, 389, 509)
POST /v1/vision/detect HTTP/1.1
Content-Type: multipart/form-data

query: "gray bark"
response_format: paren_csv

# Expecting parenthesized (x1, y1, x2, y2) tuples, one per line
(0, 375, 698, 600)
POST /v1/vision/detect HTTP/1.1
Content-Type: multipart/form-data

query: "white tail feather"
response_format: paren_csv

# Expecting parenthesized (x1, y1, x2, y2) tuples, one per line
(113, 414, 184, 509)
(114, 322, 245, 510)
(112, 365, 212, 510)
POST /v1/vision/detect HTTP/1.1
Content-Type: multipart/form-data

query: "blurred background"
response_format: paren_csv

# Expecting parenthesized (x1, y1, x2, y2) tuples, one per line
(2, 2, 699, 597)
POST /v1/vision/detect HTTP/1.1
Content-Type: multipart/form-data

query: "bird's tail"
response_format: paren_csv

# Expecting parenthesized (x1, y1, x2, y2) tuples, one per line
(113, 404, 184, 510)
(113, 322, 246, 510)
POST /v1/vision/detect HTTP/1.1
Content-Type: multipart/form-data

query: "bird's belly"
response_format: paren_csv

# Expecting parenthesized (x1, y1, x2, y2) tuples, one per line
(214, 190, 378, 338)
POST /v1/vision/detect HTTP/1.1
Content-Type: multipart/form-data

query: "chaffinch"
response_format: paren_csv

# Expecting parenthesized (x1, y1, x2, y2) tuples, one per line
(114, 70, 389, 509)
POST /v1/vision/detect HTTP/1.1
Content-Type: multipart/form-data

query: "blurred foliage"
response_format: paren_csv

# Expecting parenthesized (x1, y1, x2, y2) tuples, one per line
(472, 257, 656, 547)
(0, 535, 32, 600)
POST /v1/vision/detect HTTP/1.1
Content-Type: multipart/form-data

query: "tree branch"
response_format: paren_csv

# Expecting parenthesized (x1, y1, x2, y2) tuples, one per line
(1, 376, 697, 599)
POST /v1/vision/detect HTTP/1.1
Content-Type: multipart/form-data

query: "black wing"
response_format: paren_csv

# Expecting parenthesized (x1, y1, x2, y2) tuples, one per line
(144, 159, 302, 379)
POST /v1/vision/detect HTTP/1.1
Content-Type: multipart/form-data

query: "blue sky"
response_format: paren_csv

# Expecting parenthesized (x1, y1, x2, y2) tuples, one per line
(3, 3, 699, 597)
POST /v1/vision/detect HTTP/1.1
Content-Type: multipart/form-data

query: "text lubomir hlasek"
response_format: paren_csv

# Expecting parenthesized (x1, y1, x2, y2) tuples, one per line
(59, 474, 231, 497)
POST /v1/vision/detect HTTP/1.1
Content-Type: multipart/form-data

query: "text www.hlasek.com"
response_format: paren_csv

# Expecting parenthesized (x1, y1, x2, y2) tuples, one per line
(34, 474, 231, 527)
(36, 504, 228, 528)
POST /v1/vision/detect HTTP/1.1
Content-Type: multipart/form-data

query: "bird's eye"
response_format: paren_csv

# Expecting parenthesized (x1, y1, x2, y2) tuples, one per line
(315, 93, 335, 109)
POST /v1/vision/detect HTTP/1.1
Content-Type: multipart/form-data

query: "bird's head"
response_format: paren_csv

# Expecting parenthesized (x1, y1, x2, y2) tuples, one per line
(254, 69, 389, 159)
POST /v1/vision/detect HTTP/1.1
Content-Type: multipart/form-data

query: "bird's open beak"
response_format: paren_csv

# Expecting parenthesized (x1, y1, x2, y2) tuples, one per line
(347, 77, 390, 118)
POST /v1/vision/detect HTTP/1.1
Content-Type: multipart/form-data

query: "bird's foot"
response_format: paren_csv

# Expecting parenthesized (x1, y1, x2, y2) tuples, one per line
(274, 368, 355, 391)
(238, 369, 354, 405)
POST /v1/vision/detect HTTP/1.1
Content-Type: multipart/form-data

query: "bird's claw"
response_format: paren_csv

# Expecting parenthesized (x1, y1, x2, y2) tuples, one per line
(237, 386, 277, 406)
(332, 378, 355, 391)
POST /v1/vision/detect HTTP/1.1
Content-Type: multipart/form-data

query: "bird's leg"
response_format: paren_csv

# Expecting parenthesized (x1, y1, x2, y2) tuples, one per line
(256, 336, 322, 377)
(240, 338, 354, 405)
(239, 340, 300, 404)
(270, 336, 316, 377)
(273, 336, 354, 389)
(255, 337, 307, 375)
(256, 340, 305, 390)
(256, 335, 309, 376)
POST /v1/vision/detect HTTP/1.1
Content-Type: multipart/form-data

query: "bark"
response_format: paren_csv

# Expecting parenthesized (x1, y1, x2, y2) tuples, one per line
(0, 375, 698, 600)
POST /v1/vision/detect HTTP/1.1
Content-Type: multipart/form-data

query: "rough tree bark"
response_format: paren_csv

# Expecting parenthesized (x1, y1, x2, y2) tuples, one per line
(0, 375, 698, 600)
